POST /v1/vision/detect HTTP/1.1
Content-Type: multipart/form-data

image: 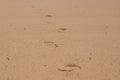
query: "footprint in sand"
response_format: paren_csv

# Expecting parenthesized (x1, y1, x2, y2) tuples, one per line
(43, 41, 60, 48)
(57, 64, 82, 80)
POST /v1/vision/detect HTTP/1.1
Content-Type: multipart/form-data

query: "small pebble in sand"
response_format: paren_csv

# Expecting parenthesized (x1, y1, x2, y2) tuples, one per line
(6, 57, 10, 61)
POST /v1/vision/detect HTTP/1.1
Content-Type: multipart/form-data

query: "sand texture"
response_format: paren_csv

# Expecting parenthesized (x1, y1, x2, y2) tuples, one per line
(0, 0, 120, 80)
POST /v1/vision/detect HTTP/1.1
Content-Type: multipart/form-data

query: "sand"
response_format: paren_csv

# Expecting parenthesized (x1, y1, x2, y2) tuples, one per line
(0, 0, 120, 80)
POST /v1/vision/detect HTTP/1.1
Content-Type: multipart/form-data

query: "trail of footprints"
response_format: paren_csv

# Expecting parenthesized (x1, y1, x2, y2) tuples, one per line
(6, 6, 116, 80)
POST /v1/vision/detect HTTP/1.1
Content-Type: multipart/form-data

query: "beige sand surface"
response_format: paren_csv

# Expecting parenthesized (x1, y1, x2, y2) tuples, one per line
(0, 0, 120, 80)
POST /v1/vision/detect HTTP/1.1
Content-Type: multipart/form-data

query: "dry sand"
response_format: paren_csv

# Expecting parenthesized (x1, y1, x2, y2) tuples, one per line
(0, 0, 120, 80)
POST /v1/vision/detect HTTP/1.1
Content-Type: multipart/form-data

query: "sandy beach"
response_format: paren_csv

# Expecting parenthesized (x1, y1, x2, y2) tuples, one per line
(0, 0, 120, 80)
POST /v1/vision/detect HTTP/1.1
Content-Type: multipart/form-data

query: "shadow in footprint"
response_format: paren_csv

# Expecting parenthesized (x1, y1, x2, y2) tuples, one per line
(45, 15, 53, 18)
